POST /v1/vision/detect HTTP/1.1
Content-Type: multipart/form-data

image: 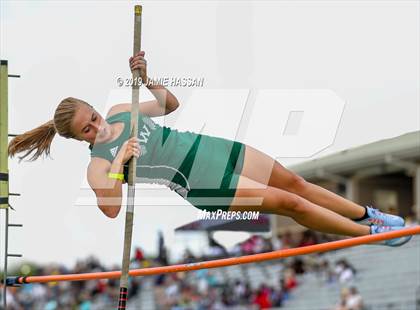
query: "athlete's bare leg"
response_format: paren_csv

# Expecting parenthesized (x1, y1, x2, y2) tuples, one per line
(228, 175, 370, 237)
(236, 144, 365, 220)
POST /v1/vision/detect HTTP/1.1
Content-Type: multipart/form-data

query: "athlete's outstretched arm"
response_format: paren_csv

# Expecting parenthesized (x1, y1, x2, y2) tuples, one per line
(87, 137, 141, 218)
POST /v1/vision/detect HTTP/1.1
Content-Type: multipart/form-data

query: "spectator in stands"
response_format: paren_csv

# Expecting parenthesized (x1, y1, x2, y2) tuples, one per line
(271, 231, 295, 251)
(241, 237, 255, 255)
(271, 285, 285, 307)
(334, 287, 350, 310)
(252, 235, 266, 253)
(243, 281, 253, 303)
(298, 230, 319, 247)
(163, 275, 180, 306)
(346, 287, 363, 310)
(335, 259, 357, 284)
(333, 286, 363, 310)
(291, 257, 305, 274)
(233, 279, 246, 302)
(279, 278, 291, 301)
(7, 254, 143, 309)
(196, 269, 210, 295)
(284, 268, 298, 291)
(252, 284, 272, 309)
(0, 286, 22, 310)
(134, 246, 144, 263)
(78, 291, 92, 310)
(320, 259, 336, 284)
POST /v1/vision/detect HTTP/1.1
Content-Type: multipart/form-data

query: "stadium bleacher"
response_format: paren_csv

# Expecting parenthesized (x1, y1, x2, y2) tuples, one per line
(141, 236, 419, 309)
(281, 235, 420, 310)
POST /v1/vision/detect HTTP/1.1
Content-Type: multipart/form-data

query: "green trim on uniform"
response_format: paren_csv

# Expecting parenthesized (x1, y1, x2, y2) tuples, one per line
(186, 141, 245, 212)
(89, 111, 246, 212)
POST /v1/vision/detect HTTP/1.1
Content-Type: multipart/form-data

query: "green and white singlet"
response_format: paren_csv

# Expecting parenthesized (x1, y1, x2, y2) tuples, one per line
(89, 111, 245, 211)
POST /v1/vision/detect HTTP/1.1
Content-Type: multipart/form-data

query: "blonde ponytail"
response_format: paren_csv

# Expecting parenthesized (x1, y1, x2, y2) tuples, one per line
(8, 120, 57, 162)
(8, 97, 91, 162)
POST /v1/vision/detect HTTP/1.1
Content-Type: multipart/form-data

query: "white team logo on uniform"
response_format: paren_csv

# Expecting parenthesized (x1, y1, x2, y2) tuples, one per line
(110, 146, 119, 158)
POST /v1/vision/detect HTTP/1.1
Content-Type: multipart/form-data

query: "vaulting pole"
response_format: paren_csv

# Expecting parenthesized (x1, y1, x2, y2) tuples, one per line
(118, 5, 142, 309)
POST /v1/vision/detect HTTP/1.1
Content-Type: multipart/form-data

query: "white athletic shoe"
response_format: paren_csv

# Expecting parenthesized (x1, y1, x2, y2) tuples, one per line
(370, 225, 412, 247)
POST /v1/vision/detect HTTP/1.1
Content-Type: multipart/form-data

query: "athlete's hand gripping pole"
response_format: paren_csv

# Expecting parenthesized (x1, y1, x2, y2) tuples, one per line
(118, 5, 142, 309)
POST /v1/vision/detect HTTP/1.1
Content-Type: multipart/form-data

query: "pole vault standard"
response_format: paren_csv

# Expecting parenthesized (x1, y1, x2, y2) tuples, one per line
(1, 60, 23, 310)
(118, 5, 142, 309)
(5, 226, 419, 285)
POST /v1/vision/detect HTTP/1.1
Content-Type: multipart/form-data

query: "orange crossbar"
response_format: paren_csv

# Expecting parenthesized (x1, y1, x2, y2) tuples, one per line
(10, 226, 420, 284)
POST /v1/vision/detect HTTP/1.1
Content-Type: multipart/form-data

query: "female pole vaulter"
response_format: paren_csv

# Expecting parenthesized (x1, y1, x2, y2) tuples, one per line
(8, 51, 412, 247)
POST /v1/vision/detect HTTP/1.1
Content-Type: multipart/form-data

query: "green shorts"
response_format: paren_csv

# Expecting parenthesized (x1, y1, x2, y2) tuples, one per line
(124, 127, 247, 212)
(185, 140, 246, 212)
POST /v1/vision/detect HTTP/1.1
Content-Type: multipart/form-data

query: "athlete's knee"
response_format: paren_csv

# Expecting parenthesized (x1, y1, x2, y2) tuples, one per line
(275, 192, 308, 216)
(283, 173, 307, 194)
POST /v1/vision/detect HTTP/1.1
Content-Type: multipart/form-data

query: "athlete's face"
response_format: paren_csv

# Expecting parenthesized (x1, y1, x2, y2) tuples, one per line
(72, 104, 111, 145)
